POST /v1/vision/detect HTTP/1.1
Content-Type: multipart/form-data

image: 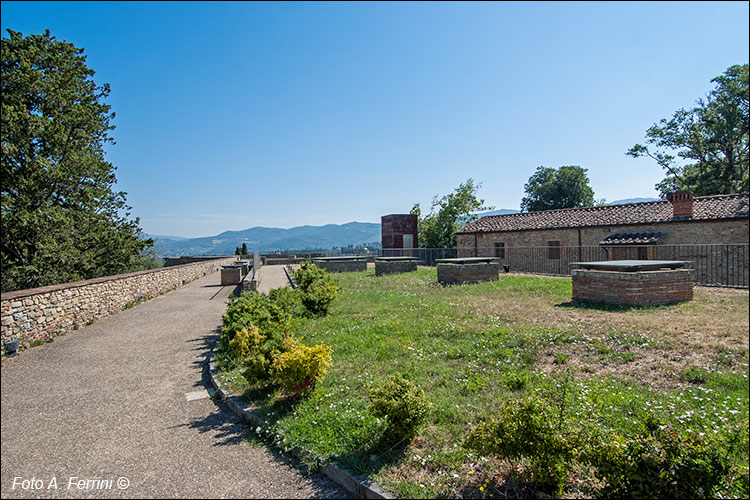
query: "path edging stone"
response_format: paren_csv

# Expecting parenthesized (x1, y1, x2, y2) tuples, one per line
(208, 353, 394, 500)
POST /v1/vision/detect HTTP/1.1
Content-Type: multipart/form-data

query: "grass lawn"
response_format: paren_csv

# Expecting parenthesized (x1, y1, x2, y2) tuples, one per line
(217, 267, 749, 498)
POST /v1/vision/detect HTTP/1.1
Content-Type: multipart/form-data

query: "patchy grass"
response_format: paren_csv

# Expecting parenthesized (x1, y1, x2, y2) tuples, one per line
(220, 267, 749, 498)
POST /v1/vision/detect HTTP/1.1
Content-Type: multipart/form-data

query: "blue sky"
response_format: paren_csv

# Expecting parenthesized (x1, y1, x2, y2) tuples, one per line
(2, 1, 748, 238)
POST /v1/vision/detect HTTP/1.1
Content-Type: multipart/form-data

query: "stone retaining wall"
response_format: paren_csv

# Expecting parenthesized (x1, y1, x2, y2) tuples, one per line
(437, 263, 500, 284)
(375, 260, 417, 276)
(312, 260, 368, 273)
(1, 257, 236, 355)
(571, 268, 694, 306)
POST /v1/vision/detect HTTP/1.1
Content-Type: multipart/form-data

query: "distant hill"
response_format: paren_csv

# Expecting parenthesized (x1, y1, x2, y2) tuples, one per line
(152, 222, 381, 256)
(609, 197, 660, 205)
(145, 234, 188, 241)
(474, 208, 520, 217)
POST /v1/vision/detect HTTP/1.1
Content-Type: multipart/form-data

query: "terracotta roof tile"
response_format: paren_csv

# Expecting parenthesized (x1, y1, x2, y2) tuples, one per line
(458, 194, 749, 234)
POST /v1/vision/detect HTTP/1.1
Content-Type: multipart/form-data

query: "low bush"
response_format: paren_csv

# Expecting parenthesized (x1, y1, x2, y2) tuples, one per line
(464, 395, 577, 494)
(272, 338, 333, 397)
(588, 422, 728, 499)
(466, 398, 739, 498)
(268, 286, 305, 318)
(369, 373, 430, 443)
(217, 291, 291, 370)
(293, 262, 339, 316)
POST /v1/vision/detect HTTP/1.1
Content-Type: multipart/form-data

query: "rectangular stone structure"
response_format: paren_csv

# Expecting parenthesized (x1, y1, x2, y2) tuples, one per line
(571, 268, 694, 306)
(220, 266, 243, 285)
(312, 257, 368, 273)
(375, 257, 417, 276)
(437, 261, 500, 284)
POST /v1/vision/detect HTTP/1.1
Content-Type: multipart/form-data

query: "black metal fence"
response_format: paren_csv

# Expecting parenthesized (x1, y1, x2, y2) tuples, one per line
(322, 244, 748, 288)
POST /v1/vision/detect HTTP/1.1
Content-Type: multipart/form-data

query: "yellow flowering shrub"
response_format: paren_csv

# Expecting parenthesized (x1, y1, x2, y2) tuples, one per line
(271, 338, 332, 397)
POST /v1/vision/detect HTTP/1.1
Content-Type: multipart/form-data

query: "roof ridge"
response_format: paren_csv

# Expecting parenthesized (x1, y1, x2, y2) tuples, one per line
(459, 192, 747, 234)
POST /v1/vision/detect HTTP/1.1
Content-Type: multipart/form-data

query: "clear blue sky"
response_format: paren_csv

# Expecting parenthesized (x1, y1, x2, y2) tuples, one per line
(2, 1, 748, 238)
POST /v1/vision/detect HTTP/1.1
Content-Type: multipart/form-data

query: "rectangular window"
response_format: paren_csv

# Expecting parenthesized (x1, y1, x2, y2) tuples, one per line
(547, 240, 561, 260)
(494, 242, 505, 259)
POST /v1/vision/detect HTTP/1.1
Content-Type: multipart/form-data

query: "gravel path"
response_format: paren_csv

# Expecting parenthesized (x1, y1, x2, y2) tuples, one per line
(0, 272, 349, 499)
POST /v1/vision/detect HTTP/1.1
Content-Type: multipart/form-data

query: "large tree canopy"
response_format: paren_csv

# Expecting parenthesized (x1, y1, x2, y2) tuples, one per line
(1, 29, 153, 292)
(411, 178, 492, 248)
(627, 64, 749, 197)
(520, 165, 596, 212)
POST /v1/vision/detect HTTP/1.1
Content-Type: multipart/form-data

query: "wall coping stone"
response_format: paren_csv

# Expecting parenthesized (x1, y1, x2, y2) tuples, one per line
(571, 268, 694, 281)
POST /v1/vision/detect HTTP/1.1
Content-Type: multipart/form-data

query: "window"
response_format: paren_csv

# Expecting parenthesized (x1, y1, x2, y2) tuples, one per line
(494, 242, 505, 259)
(547, 240, 560, 260)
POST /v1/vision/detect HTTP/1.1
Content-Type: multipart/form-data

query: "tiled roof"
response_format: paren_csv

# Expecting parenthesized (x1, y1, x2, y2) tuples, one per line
(458, 194, 749, 234)
(600, 232, 665, 245)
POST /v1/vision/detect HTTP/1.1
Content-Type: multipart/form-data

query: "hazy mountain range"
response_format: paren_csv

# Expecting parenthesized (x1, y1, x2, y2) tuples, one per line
(149, 198, 658, 256)
(149, 222, 382, 256)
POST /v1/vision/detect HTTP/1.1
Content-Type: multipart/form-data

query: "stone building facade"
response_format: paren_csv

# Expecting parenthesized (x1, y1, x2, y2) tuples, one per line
(456, 193, 749, 286)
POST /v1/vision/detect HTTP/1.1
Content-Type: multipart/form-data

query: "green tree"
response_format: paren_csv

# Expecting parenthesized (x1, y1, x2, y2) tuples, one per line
(1, 30, 153, 292)
(241, 242, 248, 255)
(411, 178, 493, 248)
(627, 64, 749, 197)
(520, 165, 596, 212)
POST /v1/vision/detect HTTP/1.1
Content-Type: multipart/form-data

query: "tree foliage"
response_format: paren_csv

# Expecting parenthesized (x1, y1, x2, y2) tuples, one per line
(411, 178, 492, 248)
(520, 165, 596, 212)
(1, 29, 153, 292)
(627, 64, 749, 197)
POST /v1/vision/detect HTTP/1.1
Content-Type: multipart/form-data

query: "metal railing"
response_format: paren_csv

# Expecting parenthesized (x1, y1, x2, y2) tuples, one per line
(316, 244, 748, 288)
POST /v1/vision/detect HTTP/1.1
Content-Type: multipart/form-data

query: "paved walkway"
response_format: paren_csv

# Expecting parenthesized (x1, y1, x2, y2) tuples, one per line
(0, 271, 347, 498)
(256, 264, 292, 293)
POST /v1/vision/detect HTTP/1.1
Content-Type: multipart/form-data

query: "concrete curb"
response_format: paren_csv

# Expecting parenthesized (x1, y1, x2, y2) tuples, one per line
(207, 353, 394, 499)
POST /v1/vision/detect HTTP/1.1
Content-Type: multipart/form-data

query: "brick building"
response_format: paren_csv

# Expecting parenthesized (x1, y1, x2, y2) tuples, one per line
(381, 214, 418, 250)
(456, 193, 749, 286)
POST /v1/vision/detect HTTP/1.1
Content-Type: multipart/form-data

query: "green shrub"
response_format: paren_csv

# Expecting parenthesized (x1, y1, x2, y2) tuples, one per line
(268, 286, 305, 318)
(301, 278, 340, 316)
(587, 423, 728, 499)
(369, 374, 430, 443)
(218, 291, 290, 370)
(464, 396, 577, 494)
(271, 338, 332, 397)
(236, 326, 280, 383)
(228, 325, 255, 359)
(293, 262, 340, 316)
(293, 261, 330, 289)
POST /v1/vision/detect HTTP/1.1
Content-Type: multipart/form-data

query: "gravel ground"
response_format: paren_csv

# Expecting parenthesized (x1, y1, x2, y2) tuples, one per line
(1, 271, 349, 499)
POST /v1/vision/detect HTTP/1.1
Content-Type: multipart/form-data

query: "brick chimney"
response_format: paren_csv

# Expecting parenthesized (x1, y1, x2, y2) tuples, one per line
(667, 191, 693, 219)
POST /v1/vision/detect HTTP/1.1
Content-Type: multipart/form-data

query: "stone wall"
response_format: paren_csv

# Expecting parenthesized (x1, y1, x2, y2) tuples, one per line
(437, 262, 500, 284)
(571, 268, 694, 306)
(1, 257, 236, 355)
